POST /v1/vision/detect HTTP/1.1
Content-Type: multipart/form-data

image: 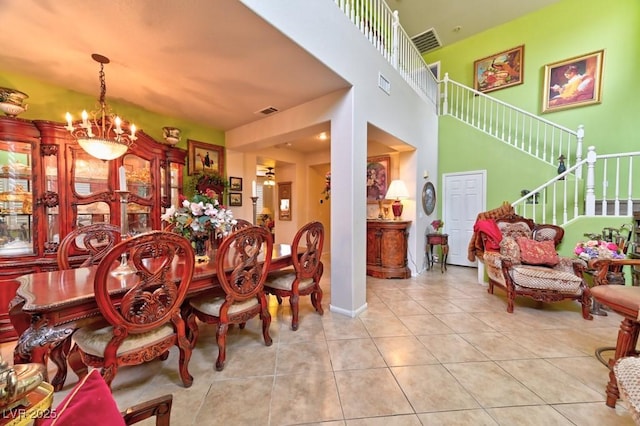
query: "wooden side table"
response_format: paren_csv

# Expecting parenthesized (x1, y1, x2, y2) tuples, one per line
(426, 233, 449, 273)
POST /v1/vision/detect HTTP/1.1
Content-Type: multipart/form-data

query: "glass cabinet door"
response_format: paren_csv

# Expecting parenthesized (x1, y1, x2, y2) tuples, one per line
(71, 148, 110, 227)
(0, 141, 34, 256)
(122, 154, 152, 235)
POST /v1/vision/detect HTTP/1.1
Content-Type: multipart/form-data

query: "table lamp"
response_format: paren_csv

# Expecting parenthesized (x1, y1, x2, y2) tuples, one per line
(385, 180, 409, 219)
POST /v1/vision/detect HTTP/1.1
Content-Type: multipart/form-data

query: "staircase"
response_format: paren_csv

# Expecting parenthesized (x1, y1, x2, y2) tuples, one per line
(335, 0, 640, 226)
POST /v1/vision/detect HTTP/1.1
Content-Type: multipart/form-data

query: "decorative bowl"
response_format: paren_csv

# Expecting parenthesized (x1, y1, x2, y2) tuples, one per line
(0, 88, 29, 106)
(0, 102, 26, 117)
(162, 126, 181, 146)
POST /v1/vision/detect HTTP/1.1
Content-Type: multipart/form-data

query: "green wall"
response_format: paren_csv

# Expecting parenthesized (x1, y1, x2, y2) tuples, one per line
(425, 0, 640, 155)
(0, 70, 225, 151)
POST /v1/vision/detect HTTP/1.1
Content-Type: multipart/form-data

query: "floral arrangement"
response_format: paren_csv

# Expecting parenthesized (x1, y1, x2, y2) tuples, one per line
(574, 240, 625, 261)
(161, 188, 237, 239)
(321, 172, 331, 200)
(431, 219, 444, 232)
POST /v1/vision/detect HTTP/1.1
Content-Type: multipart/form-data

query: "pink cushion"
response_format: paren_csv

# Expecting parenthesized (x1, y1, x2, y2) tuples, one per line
(43, 369, 125, 426)
(517, 237, 559, 267)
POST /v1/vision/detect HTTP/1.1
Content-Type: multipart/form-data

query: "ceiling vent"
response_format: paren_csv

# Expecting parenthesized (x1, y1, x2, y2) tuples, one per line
(256, 106, 279, 115)
(411, 28, 442, 54)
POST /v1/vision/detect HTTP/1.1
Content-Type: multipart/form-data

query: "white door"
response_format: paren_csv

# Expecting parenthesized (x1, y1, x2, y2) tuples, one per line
(443, 171, 486, 267)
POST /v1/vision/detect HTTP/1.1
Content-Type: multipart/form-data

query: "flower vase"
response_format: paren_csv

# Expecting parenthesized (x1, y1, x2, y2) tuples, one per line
(192, 233, 210, 263)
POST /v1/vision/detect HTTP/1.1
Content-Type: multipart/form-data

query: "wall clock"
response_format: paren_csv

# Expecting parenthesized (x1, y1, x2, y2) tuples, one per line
(422, 181, 436, 215)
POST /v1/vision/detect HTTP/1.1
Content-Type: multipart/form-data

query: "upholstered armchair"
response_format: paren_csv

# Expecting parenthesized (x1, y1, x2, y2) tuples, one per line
(477, 214, 592, 319)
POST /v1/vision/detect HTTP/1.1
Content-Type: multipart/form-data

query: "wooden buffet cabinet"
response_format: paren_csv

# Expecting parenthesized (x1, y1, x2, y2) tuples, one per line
(0, 116, 186, 341)
(366, 220, 411, 279)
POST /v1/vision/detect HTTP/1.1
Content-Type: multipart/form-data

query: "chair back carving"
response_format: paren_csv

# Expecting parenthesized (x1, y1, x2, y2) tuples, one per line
(216, 226, 273, 306)
(532, 224, 565, 246)
(292, 221, 324, 280)
(231, 219, 253, 232)
(57, 223, 121, 270)
(94, 231, 195, 335)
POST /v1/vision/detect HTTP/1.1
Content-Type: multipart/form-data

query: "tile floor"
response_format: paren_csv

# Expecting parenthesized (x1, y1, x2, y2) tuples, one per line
(3, 262, 636, 425)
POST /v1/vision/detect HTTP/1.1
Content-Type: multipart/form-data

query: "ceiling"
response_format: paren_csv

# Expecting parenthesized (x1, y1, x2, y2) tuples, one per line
(0, 0, 559, 155)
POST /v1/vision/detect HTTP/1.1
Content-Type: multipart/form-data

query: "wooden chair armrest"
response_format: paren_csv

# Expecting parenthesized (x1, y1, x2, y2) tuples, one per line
(121, 394, 173, 426)
(589, 258, 640, 284)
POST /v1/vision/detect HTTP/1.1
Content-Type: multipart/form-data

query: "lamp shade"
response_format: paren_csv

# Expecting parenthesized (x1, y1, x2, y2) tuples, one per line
(385, 180, 409, 200)
(385, 180, 409, 220)
(260, 207, 273, 216)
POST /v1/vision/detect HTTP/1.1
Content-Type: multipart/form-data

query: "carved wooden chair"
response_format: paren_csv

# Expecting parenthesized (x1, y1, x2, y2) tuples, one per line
(184, 226, 273, 371)
(264, 221, 324, 330)
(69, 231, 195, 388)
(57, 223, 121, 270)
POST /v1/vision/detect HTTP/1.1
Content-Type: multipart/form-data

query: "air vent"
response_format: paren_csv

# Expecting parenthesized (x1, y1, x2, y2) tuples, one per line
(256, 106, 279, 115)
(411, 28, 442, 54)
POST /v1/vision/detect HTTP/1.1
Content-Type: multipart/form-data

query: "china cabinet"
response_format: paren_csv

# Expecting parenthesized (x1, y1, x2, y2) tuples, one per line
(0, 116, 185, 341)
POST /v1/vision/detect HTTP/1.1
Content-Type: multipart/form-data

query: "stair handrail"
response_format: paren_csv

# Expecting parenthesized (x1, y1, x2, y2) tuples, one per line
(441, 73, 585, 178)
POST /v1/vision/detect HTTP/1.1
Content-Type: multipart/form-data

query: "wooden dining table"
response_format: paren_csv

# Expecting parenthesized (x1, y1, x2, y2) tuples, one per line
(8, 243, 295, 391)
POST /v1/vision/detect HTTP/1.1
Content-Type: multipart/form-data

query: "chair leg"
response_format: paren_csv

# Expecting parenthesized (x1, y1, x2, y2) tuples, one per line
(215, 323, 229, 371)
(262, 306, 272, 346)
(67, 343, 88, 381)
(49, 335, 72, 391)
(176, 336, 193, 388)
(506, 288, 515, 313)
(100, 363, 117, 389)
(184, 308, 199, 349)
(289, 294, 300, 331)
(581, 292, 594, 320)
(605, 318, 640, 407)
(311, 287, 324, 315)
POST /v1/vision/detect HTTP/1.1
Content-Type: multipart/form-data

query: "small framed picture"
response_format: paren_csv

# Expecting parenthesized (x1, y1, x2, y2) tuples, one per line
(542, 50, 604, 113)
(473, 45, 524, 93)
(187, 139, 224, 175)
(229, 176, 243, 191)
(366, 156, 390, 203)
(229, 192, 242, 207)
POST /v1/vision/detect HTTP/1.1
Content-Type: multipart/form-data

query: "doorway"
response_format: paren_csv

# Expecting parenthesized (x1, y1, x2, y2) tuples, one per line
(442, 171, 486, 267)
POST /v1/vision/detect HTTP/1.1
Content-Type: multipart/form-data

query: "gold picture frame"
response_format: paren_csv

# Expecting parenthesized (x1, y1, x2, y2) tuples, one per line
(473, 45, 524, 93)
(187, 139, 224, 175)
(542, 50, 604, 113)
(366, 156, 390, 203)
(278, 181, 292, 221)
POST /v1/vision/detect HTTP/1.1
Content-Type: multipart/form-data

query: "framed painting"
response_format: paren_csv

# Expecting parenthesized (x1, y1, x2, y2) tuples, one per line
(187, 139, 224, 175)
(229, 176, 243, 191)
(278, 181, 292, 221)
(228, 192, 242, 207)
(473, 45, 524, 93)
(542, 50, 604, 113)
(366, 156, 390, 203)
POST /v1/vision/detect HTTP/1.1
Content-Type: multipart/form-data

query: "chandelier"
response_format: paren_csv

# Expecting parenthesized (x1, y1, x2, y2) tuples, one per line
(264, 167, 275, 186)
(65, 54, 137, 161)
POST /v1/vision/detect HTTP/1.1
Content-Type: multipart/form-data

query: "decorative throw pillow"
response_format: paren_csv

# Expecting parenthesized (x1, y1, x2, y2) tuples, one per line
(42, 369, 125, 426)
(516, 237, 560, 267)
(500, 236, 521, 264)
(500, 222, 533, 240)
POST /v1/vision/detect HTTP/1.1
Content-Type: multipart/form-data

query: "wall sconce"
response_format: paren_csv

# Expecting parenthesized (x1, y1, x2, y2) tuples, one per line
(385, 180, 409, 219)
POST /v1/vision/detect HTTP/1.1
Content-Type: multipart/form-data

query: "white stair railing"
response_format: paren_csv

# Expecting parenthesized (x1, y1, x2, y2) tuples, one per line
(513, 147, 640, 225)
(441, 74, 584, 177)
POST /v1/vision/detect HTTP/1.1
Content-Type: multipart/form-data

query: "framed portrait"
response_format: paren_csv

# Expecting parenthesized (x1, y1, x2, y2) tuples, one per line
(367, 156, 390, 203)
(187, 139, 224, 175)
(473, 45, 524, 93)
(278, 181, 292, 221)
(542, 50, 604, 113)
(228, 192, 242, 207)
(229, 176, 243, 191)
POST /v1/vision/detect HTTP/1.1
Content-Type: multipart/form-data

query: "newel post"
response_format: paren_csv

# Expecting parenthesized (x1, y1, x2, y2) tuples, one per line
(442, 73, 450, 116)
(585, 145, 597, 216)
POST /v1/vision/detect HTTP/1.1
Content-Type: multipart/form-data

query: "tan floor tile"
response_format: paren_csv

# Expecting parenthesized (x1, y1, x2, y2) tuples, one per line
(322, 314, 370, 340)
(373, 336, 438, 366)
(397, 313, 455, 335)
(276, 340, 332, 375)
(460, 331, 537, 360)
(327, 338, 386, 370)
(270, 372, 343, 425)
(552, 402, 636, 426)
(433, 312, 496, 333)
(417, 334, 488, 363)
(444, 361, 545, 407)
(346, 414, 422, 425)
(335, 368, 413, 419)
(392, 365, 480, 412)
(485, 405, 575, 425)
(417, 409, 498, 425)
(497, 359, 605, 404)
(359, 315, 412, 337)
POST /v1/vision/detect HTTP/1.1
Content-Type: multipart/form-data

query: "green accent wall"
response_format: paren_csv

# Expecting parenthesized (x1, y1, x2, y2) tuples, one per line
(424, 0, 640, 257)
(0, 70, 224, 150)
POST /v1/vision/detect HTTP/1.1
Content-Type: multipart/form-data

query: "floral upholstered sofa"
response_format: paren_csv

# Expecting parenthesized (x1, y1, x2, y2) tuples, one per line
(471, 211, 592, 319)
